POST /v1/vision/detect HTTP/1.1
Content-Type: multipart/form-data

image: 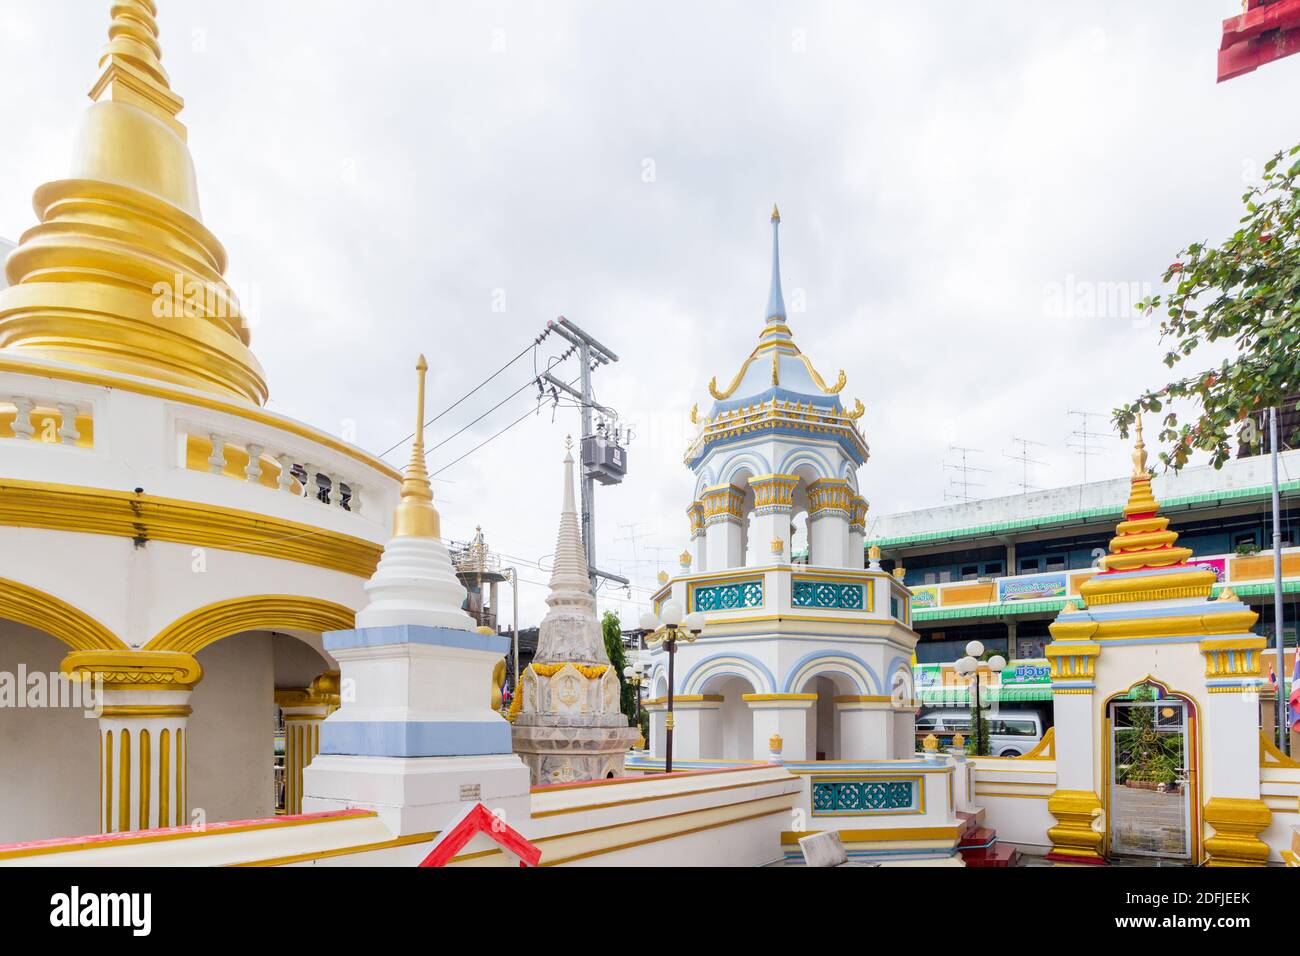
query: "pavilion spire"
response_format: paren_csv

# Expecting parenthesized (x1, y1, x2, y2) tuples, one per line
(766, 204, 786, 324)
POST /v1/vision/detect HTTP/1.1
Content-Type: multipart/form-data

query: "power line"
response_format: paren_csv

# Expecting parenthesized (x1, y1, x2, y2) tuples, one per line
(378, 333, 549, 458)
(429, 399, 547, 478)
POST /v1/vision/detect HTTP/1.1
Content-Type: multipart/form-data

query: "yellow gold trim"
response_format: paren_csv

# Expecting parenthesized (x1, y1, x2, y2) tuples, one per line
(0, 479, 383, 578)
(779, 825, 959, 844)
(99, 704, 193, 718)
(1260, 730, 1300, 768)
(62, 649, 202, 691)
(741, 693, 817, 702)
(145, 595, 354, 654)
(159, 728, 170, 828)
(1203, 797, 1271, 867)
(0, 575, 127, 651)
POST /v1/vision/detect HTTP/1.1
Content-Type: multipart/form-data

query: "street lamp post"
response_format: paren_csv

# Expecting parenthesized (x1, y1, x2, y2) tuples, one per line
(640, 602, 705, 774)
(954, 640, 1006, 756)
(622, 661, 647, 725)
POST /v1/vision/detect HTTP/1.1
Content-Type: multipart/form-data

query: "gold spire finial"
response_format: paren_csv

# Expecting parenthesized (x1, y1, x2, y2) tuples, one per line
(392, 354, 440, 538)
(1131, 414, 1149, 478)
(91, 0, 185, 135)
(771, 204, 781, 223)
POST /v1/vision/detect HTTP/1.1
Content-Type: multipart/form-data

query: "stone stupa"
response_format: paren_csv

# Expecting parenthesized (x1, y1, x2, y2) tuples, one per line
(511, 438, 638, 784)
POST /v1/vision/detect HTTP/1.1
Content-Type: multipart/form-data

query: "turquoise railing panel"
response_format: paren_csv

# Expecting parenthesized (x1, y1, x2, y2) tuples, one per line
(810, 778, 919, 816)
(692, 579, 764, 612)
(792, 580, 865, 610)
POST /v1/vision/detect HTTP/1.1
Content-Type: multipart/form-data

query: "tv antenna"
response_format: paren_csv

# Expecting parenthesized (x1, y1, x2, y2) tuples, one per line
(1004, 436, 1048, 493)
(1067, 410, 1110, 484)
(944, 445, 990, 502)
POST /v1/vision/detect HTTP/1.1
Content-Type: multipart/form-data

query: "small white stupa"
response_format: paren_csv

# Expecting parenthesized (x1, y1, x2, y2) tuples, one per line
(303, 356, 530, 836)
(511, 438, 638, 784)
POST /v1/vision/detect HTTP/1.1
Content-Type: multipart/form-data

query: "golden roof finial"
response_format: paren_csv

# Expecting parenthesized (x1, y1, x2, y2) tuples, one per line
(392, 354, 441, 538)
(771, 203, 781, 223)
(91, 0, 185, 135)
(1131, 414, 1149, 478)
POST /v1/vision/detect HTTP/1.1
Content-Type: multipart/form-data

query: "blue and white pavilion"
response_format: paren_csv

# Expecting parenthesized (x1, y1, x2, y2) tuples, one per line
(645, 208, 920, 764)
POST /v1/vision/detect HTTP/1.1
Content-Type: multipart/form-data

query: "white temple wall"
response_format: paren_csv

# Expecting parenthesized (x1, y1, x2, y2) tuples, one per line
(188, 633, 276, 824)
(0, 621, 99, 843)
(0, 526, 366, 648)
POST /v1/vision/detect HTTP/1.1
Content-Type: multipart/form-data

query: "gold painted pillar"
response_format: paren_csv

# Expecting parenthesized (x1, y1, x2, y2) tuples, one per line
(276, 671, 340, 815)
(62, 650, 203, 833)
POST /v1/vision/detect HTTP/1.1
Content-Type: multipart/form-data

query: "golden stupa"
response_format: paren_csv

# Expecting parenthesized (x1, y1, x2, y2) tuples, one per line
(0, 0, 268, 405)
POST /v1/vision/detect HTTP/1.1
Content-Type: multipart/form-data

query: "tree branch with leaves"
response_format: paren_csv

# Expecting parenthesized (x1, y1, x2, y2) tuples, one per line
(1114, 143, 1300, 468)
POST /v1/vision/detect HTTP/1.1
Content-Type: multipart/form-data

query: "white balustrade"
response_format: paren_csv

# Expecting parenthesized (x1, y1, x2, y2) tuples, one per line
(178, 433, 370, 517)
(3, 395, 91, 446)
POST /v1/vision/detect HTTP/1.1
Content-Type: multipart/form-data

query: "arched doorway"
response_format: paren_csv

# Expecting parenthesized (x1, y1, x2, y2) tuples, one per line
(800, 672, 860, 761)
(702, 675, 755, 760)
(0, 619, 100, 843)
(187, 629, 335, 825)
(1105, 680, 1198, 862)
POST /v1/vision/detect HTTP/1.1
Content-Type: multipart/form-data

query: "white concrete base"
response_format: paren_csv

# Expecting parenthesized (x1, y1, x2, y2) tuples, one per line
(302, 752, 531, 837)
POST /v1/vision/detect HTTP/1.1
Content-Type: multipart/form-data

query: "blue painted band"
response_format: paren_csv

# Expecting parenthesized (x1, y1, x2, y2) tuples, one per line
(320, 719, 512, 757)
(324, 623, 510, 655)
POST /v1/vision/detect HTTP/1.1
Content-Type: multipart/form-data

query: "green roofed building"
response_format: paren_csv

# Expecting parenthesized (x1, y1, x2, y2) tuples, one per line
(870, 445, 1300, 691)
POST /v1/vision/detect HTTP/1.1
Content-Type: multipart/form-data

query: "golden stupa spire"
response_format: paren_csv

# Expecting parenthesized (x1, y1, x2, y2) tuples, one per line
(392, 355, 441, 538)
(92, 0, 185, 136)
(1077, 416, 1215, 606)
(0, 1, 268, 405)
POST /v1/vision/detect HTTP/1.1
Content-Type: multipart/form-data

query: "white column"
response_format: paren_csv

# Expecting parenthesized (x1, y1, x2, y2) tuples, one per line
(836, 697, 892, 760)
(846, 495, 867, 568)
(702, 484, 745, 569)
(745, 695, 815, 761)
(646, 700, 667, 758)
(670, 697, 724, 760)
(748, 474, 798, 564)
(63, 650, 202, 833)
(808, 479, 852, 568)
(687, 502, 707, 572)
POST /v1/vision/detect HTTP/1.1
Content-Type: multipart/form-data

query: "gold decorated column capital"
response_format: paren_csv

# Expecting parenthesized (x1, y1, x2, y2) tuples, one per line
(701, 484, 744, 527)
(687, 500, 706, 539)
(807, 478, 853, 519)
(748, 473, 799, 515)
(61, 649, 203, 691)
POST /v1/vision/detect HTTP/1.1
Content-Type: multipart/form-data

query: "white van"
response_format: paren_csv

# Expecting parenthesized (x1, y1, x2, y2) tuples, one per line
(915, 709, 1044, 757)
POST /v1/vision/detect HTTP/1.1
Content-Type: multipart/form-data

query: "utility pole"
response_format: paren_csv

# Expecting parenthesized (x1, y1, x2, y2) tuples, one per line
(1004, 436, 1048, 493)
(1271, 407, 1288, 751)
(539, 317, 630, 592)
(1067, 410, 1110, 484)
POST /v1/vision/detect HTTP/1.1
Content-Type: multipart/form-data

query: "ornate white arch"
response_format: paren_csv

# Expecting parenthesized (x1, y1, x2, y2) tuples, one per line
(782, 649, 881, 695)
(681, 653, 777, 695)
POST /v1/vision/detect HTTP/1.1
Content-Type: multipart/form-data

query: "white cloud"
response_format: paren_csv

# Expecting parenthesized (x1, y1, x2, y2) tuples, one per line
(0, 0, 1295, 624)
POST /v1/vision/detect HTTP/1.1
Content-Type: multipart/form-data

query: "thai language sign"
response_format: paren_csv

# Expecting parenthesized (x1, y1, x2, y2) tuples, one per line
(910, 586, 939, 609)
(997, 573, 1067, 602)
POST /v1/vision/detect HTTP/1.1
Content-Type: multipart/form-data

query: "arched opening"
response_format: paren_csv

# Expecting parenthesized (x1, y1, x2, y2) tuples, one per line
(702, 674, 755, 760)
(188, 629, 334, 825)
(800, 671, 859, 761)
(0, 619, 100, 843)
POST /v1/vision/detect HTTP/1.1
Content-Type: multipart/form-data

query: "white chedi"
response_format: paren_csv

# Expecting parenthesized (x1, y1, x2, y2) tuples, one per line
(355, 534, 475, 630)
(511, 438, 638, 784)
(354, 354, 475, 632)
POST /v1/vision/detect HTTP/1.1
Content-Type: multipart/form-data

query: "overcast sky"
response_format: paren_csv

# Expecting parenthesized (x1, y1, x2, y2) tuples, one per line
(1, 1, 1297, 625)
